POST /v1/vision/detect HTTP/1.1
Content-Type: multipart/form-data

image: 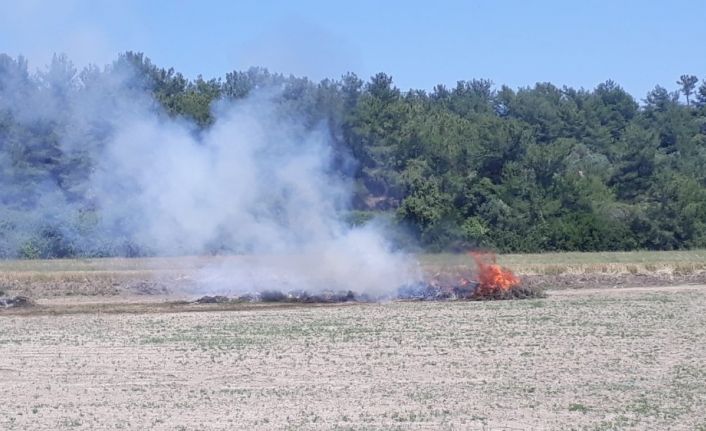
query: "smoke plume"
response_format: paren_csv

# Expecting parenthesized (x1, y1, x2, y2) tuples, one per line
(0, 54, 420, 297)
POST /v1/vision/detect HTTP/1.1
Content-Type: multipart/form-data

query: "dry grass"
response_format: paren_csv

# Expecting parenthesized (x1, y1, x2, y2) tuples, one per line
(0, 256, 229, 272)
(1, 285, 705, 430)
(2, 251, 705, 298)
(0, 257, 201, 298)
(3, 250, 704, 274)
(421, 249, 706, 276)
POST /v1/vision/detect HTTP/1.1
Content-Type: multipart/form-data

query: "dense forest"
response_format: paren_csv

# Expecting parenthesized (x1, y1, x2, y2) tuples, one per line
(1, 51, 706, 257)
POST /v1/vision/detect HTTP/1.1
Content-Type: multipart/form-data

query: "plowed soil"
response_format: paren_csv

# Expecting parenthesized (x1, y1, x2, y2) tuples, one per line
(1, 284, 705, 430)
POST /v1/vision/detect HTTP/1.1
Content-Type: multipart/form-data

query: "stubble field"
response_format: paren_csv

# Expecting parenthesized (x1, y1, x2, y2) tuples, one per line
(1, 252, 705, 430)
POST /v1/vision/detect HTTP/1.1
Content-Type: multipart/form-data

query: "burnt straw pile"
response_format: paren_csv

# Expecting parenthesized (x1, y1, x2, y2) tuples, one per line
(0, 295, 35, 309)
(397, 278, 543, 301)
(193, 252, 543, 304)
(194, 290, 362, 304)
(401, 252, 545, 301)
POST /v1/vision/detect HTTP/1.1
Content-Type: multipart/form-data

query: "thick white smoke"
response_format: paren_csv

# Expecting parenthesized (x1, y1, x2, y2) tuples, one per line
(93, 94, 419, 296)
(0, 55, 420, 297)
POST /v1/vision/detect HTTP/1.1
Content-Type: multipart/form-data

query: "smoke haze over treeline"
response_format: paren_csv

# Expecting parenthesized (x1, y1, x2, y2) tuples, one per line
(0, 52, 424, 295)
(1, 51, 706, 261)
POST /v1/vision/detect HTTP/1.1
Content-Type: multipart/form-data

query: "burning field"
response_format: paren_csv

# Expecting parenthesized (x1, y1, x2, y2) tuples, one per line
(0, 250, 543, 309)
(0, 252, 705, 429)
(402, 251, 544, 301)
(1, 250, 704, 313)
(185, 251, 544, 305)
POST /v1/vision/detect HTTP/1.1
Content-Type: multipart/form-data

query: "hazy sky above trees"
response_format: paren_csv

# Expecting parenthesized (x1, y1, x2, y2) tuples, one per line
(1, 0, 705, 100)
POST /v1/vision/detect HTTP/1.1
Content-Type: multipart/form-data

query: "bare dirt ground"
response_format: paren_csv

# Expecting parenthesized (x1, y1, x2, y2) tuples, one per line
(1, 284, 705, 430)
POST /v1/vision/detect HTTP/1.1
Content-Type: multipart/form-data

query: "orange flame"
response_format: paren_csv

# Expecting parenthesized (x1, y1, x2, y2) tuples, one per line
(469, 251, 520, 295)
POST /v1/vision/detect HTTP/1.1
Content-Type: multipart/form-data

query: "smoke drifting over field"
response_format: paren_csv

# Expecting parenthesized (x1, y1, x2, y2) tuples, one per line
(0, 55, 419, 296)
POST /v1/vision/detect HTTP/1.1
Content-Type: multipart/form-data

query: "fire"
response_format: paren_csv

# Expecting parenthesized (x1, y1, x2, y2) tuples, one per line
(469, 251, 520, 296)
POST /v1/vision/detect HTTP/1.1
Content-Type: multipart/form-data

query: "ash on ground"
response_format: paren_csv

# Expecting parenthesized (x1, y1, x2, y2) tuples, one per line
(398, 277, 545, 301)
(0, 296, 35, 309)
(193, 289, 363, 305)
(193, 281, 543, 305)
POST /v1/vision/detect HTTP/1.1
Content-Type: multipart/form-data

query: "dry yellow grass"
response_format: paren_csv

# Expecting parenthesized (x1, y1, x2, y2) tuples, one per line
(2, 251, 705, 298)
(420, 249, 706, 276)
(2, 250, 704, 273)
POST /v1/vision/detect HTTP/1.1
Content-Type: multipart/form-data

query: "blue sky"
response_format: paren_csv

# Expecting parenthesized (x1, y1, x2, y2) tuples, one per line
(1, 0, 705, 99)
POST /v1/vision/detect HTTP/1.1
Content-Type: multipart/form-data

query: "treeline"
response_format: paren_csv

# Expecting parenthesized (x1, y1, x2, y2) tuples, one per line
(1, 51, 706, 256)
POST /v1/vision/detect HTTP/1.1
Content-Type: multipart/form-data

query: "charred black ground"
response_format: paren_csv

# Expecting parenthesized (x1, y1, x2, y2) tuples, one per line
(0, 295, 34, 309)
(192, 281, 544, 305)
